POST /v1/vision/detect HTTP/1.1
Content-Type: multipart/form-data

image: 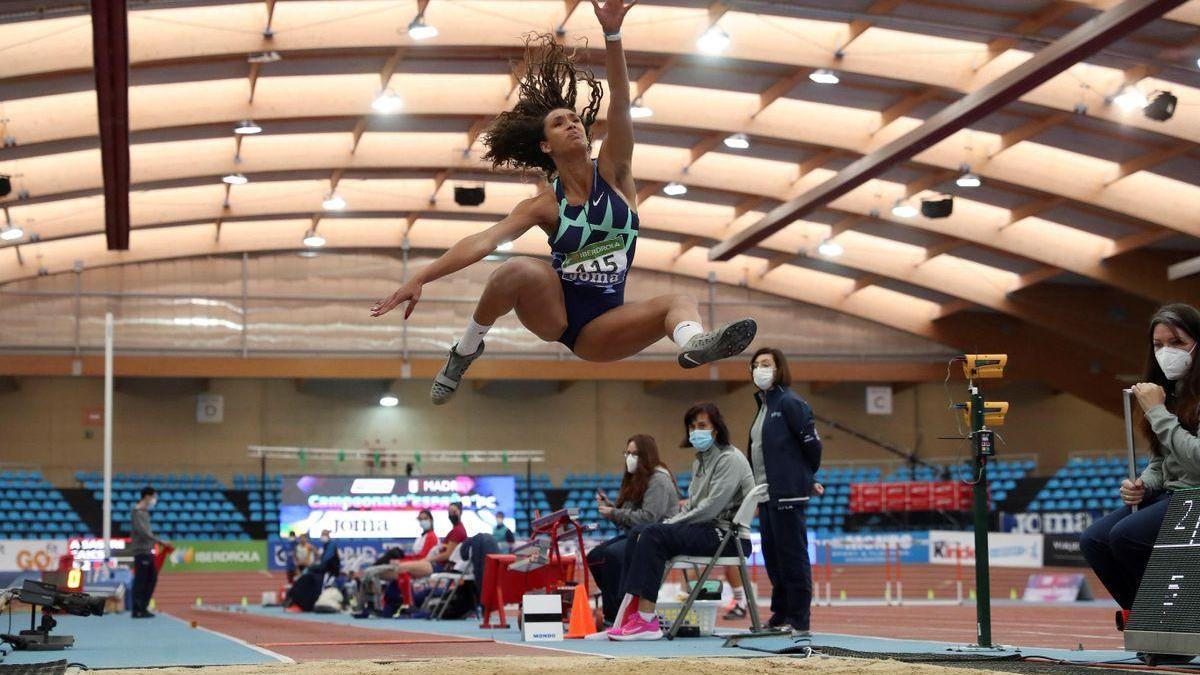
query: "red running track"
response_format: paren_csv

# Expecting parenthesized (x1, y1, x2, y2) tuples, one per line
(169, 605, 571, 661)
(154, 568, 1124, 661)
(802, 604, 1124, 651)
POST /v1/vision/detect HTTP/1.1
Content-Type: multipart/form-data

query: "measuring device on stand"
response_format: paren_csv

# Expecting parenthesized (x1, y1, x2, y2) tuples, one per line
(948, 354, 1009, 650)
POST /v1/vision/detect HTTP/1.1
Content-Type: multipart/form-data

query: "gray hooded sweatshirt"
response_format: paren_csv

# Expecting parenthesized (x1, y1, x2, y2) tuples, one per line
(664, 443, 756, 537)
(610, 467, 681, 530)
(1141, 399, 1200, 492)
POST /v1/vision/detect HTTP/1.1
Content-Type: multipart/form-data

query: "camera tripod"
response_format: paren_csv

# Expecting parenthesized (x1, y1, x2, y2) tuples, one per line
(1, 603, 76, 651)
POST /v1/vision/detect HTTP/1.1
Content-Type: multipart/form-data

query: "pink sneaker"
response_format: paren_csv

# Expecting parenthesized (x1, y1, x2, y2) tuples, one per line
(607, 613, 663, 641)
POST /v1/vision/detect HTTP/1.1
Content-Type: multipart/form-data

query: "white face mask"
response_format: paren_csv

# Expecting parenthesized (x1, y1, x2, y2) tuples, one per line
(752, 367, 775, 391)
(625, 454, 638, 474)
(1156, 345, 1195, 381)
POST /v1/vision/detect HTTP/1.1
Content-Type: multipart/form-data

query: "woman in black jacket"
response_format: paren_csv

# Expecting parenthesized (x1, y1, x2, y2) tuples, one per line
(748, 347, 823, 639)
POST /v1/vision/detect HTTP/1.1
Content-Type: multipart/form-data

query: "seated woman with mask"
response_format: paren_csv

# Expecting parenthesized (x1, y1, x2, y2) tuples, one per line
(587, 434, 680, 626)
(606, 402, 755, 641)
(372, 510, 440, 614)
(355, 505, 467, 618)
(1081, 303, 1200, 635)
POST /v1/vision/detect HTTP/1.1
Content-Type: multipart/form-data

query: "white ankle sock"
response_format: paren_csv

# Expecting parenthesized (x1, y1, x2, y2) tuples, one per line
(672, 321, 704, 348)
(638, 610, 656, 622)
(455, 319, 491, 355)
(732, 586, 746, 606)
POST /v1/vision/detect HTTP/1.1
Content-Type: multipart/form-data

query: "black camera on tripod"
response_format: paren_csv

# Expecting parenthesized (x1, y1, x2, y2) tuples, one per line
(1, 579, 105, 651)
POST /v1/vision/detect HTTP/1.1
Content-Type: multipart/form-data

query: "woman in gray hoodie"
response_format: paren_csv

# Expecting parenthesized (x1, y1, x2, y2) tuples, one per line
(588, 434, 680, 626)
(1081, 303, 1200, 635)
(607, 402, 755, 641)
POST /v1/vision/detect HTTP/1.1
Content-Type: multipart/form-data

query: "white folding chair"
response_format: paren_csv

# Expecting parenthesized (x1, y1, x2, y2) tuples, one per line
(420, 545, 473, 620)
(664, 482, 775, 640)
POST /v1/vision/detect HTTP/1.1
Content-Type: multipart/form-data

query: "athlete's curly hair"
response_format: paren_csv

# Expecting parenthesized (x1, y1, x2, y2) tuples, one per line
(481, 33, 604, 183)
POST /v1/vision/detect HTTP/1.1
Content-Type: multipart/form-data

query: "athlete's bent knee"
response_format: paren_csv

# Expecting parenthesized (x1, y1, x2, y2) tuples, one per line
(491, 257, 545, 288)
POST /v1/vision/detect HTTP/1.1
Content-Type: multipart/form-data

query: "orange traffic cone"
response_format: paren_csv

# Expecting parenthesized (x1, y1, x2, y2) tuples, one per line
(564, 584, 597, 638)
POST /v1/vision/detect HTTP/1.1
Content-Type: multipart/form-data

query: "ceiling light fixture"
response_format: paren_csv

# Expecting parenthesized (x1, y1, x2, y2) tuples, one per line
(630, 97, 653, 119)
(234, 120, 262, 135)
(809, 69, 840, 85)
(663, 182, 688, 196)
(955, 167, 981, 188)
(322, 193, 346, 211)
(0, 226, 24, 242)
(303, 230, 326, 248)
(697, 26, 731, 55)
(1111, 86, 1149, 112)
(222, 173, 248, 185)
(371, 88, 404, 114)
(407, 14, 438, 40)
(379, 393, 400, 407)
(723, 133, 750, 150)
(247, 51, 281, 64)
(891, 198, 917, 218)
(817, 240, 843, 257)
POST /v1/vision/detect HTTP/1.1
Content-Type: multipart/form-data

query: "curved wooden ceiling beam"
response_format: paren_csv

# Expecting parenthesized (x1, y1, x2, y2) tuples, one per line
(3, 75, 1195, 254)
(2, 132, 1195, 303)
(1, 1, 1197, 148)
(0, 174, 1151, 364)
(0, 216, 1133, 412)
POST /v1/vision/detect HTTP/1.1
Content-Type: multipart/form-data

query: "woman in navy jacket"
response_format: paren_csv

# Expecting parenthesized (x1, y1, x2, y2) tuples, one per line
(748, 347, 823, 638)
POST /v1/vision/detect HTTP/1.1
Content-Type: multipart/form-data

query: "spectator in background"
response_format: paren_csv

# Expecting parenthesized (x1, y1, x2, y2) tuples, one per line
(492, 511, 516, 552)
(298, 529, 340, 579)
(130, 487, 169, 619)
(587, 434, 680, 626)
(381, 510, 440, 614)
(284, 531, 298, 584)
(354, 504, 468, 618)
(317, 529, 337, 571)
(294, 533, 316, 576)
(411, 509, 441, 560)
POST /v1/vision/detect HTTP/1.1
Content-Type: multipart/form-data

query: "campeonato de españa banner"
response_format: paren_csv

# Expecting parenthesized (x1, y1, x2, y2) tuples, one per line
(161, 540, 267, 572)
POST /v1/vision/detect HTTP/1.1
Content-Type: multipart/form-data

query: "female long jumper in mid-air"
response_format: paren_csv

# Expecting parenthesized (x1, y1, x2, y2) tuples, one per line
(371, 0, 757, 405)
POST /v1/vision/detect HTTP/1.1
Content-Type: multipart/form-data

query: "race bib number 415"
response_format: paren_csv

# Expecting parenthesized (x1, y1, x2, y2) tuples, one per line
(561, 238, 627, 280)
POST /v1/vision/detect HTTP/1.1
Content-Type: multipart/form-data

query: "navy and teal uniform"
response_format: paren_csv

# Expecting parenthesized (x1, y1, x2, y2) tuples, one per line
(550, 161, 639, 350)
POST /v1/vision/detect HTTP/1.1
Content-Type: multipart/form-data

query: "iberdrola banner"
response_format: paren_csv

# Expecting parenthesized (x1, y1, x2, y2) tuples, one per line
(161, 540, 266, 573)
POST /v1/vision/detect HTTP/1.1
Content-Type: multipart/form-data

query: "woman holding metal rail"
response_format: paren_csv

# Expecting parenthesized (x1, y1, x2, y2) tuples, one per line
(1080, 303, 1200, 631)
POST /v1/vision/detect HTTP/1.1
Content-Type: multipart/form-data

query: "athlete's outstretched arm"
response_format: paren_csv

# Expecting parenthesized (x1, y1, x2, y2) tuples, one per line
(592, 0, 637, 177)
(370, 194, 550, 319)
